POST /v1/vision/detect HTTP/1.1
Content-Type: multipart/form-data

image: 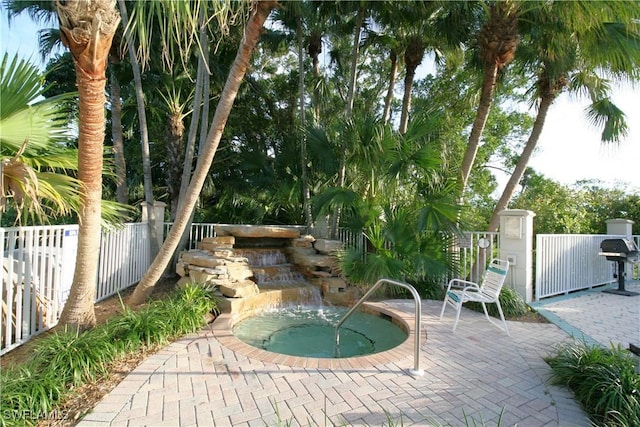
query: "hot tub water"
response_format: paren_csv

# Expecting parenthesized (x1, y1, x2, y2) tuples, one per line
(232, 304, 407, 358)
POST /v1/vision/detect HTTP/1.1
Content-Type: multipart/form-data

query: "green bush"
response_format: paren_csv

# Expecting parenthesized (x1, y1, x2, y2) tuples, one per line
(546, 342, 640, 426)
(464, 286, 528, 318)
(0, 284, 217, 427)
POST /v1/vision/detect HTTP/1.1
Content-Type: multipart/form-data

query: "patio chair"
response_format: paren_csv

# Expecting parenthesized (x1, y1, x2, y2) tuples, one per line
(439, 258, 510, 336)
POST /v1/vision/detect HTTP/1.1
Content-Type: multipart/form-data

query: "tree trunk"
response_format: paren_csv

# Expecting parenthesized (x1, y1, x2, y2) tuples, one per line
(459, 1, 518, 198)
(109, 66, 128, 204)
(128, 1, 277, 306)
(308, 30, 322, 121)
(56, 0, 120, 331)
(166, 110, 185, 219)
(297, 16, 313, 229)
(399, 62, 417, 135)
(331, 4, 364, 238)
(382, 50, 397, 125)
(117, 0, 159, 257)
(174, 9, 210, 265)
(487, 91, 557, 232)
(458, 62, 499, 195)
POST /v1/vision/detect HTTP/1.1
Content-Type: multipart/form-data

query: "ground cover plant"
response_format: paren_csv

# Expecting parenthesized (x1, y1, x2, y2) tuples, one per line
(546, 342, 640, 426)
(0, 284, 217, 427)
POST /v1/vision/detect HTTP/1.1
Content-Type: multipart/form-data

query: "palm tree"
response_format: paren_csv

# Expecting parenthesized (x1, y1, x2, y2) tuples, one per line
(55, 0, 120, 330)
(0, 53, 80, 224)
(486, 1, 640, 232)
(116, 0, 160, 257)
(129, 1, 278, 305)
(155, 77, 192, 219)
(331, 0, 366, 238)
(458, 0, 520, 196)
(109, 63, 128, 204)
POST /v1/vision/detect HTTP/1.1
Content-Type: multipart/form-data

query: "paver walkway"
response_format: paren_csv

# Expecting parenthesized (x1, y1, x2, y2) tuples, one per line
(531, 281, 640, 349)
(78, 299, 592, 427)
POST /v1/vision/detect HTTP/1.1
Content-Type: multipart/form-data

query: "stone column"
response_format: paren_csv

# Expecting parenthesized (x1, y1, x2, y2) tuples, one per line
(606, 218, 634, 237)
(498, 209, 535, 303)
(141, 201, 167, 250)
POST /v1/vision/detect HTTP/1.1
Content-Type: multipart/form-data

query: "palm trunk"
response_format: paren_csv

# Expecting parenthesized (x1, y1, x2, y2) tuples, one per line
(129, 1, 277, 305)
(382, 50, 397, 125)
(174, 10, 210, 265)
(297, 16, 313, 229)
(399, 63, 417, 135)
(331, 4, 364, 238)
(487, 92, 556, 232)
(56, 0, 120, 330)
(59, 71, 106, 330)
(177, 7, 207, 213)
(309, 32, 322, 122)
(109, 67, 128, 204)
(117, 0, 159, 257)
(458, 62, 499, 196)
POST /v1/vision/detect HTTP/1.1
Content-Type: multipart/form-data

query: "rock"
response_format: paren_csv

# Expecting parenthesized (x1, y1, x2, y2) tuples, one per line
(288, 252, 334, 268)
(285, 246, 317, 259)
(314, 239, 343, 254)
(310, 270, 332, 277)
(188, 270, 218, 285)
(290, 235, 315, 248)
(181, 251, 227, 268)
(177, 276, 192, 288)
(199, 236, 235, 249)
(218, 280, 259, 298)
(225, 263, 254, 281)
(214, 224, 301, 239)
(318, 277, 348, 292)
(176, 261, 187, 277)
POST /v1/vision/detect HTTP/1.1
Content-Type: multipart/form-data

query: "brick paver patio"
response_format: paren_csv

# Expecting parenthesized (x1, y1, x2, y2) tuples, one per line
(76, 296, 611, 427)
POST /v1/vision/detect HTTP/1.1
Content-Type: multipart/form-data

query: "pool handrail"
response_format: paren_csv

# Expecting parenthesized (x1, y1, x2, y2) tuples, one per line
(334, 278, 424, 377)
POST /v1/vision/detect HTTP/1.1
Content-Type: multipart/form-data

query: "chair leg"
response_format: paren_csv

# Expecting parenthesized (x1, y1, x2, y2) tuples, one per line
(481, 302, 510, 336)
(452, 303, 462, 333)
(495, 301, 510, 336)
(439, 298, 448, 319)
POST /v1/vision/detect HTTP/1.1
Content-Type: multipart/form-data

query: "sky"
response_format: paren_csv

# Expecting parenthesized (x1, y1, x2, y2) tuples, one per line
(2, 10, 639, 193)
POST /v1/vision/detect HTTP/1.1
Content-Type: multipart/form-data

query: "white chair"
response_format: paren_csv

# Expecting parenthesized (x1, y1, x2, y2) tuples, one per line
(440, 258, 510, 336)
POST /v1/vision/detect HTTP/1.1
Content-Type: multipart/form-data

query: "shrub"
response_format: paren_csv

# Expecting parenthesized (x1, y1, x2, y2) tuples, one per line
(0, 284, 217, 427)
(546, 342, 640, 426)
(464, 286, 528, 318)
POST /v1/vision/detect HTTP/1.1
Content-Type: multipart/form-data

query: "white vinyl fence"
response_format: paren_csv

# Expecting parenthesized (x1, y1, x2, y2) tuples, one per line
(535, 234, 640, 300)
(1, 223, 150, 355)
(5, 220, 637, 353)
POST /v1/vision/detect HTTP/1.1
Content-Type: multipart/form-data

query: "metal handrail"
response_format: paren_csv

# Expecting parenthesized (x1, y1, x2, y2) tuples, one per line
(334, 278, 424, 377)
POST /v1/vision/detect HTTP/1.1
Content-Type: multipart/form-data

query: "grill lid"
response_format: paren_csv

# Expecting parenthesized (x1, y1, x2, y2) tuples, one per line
(600, 238, 638, 255)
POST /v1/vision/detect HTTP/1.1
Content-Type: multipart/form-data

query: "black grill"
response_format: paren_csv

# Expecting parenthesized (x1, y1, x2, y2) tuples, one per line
(598, 238, 639, 296)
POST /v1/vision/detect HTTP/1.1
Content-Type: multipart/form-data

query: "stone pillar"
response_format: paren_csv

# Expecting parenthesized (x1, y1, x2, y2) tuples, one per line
(141, 201, 167, 250)
(606, 218, 634, 237)
(498, 209, 535, 303)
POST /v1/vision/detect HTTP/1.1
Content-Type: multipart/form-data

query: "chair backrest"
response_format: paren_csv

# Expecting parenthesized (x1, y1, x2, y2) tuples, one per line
(480, 258, 509, 299)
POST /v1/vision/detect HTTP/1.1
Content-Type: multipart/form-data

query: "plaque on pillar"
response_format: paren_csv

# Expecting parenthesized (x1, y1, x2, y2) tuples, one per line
(504, 216, 523, 240)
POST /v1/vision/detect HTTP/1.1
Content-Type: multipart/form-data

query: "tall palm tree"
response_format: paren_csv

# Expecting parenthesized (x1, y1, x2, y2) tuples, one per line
(331, 0, 366, 238)
(116, 0, 160, 257)
(109, 64, 128, 204)
(129, 1, 278, 305)
(55, 0, 120, 330)
(486, 1, 640, 232)
(155, 77, 192, 219)
(458, 0, 520, 196)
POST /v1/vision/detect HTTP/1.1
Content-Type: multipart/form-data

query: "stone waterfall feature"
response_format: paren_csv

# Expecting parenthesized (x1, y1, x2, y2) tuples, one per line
(175, 225, 356, 313)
